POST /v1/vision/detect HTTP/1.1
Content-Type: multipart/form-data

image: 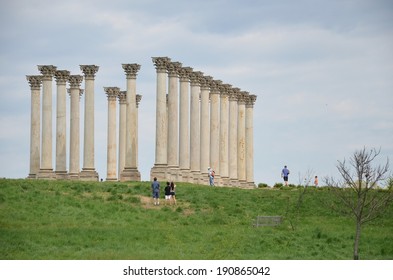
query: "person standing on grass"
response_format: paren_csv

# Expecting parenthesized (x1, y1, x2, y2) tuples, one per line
(151, 177, 160, 205)
(314, 175, 319, 187)
(281, 165, 290, 186)
(170, 181, 177, 205)
(208, 167, 215, 186)
(164, 181, 171, 205)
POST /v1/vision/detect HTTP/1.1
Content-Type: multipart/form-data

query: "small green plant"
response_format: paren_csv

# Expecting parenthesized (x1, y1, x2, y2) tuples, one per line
(258, 183, 269, 188)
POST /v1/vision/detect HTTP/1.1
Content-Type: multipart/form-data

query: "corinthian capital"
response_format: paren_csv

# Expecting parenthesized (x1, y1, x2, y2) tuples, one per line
(80, 65, 99, 79)
(54, 70, 70, 84)
(200, 75, 213, 89)
(167, 61, 182, 77)
(189, 71, 204, 86)
(104, 87, 120, 101)
(246, 94, 257, 107)
(118, 91, 127, 104)
(238, 91, 249, 104)
(209, 80, 222, 94)
(178, 67, 193, 81)
(122, 64, 141, 79)
(68, 75, 83, 88)
(152, 57, 171, 72)
(38, 65, 57, 80)
(26, 75, 42, 90)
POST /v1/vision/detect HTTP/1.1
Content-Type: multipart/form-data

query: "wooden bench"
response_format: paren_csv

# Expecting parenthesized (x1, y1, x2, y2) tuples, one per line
(253, 216, 282, 227)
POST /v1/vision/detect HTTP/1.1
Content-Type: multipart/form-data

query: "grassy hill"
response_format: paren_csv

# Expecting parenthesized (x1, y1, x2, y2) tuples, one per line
(0, 179, 392, 260)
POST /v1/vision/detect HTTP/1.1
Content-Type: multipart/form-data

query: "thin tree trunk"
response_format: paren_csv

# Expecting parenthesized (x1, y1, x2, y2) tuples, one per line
(353, 219, 361, 260)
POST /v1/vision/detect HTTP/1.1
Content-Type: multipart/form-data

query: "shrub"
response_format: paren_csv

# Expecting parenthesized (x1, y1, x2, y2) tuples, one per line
(258, 183, 269, 188)
(273, 183, 283, 188)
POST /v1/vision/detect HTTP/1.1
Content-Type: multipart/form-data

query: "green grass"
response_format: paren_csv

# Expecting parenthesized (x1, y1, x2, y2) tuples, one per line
(0, 179, 392, 260)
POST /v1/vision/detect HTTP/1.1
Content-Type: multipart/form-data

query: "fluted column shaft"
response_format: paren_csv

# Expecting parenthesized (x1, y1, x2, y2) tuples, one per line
(190, 71, 203, 182)
(219, 85, 230, 185)
(246, 95, 257, 187)
(167, 62, 181, 174)
(54, 70, 70, 177)
(136, 94, 142, 171)
(200, 76, 212, 182)
(68, 75, 83, 179)
(210, 84, 220, 183)
(237, 92, 247, 185)
(27, 75, 42, 178)
(105, 87, 119, 181)
(178, 67, 192, 175)
(38, 65, 56, 177)
(229, 91, 239, 184)
(118, 91, 127, 178)
(80, 65, 99, 180)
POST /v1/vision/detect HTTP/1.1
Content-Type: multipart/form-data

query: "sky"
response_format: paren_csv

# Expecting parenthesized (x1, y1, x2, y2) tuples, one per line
(0, 0, 392, 186)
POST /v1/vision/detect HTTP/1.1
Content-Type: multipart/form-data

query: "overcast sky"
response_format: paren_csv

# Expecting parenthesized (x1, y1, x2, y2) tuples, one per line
(0, 0, 392, 186)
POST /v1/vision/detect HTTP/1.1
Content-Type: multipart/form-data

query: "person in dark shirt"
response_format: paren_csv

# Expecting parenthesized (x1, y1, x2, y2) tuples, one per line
(151, 177, 160, 205)
(281, 165, 290, 186)
(164, 182, 171, 205)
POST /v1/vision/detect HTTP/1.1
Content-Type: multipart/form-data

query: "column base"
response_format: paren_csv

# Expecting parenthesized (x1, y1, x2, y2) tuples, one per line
(220, 176, 230, 187)
(179, 169, 190, 183)
(79, 168, 99, 181)
(68, 172, 80, 180)
(200, 172, 210, 186)
(120, 167, 141, 182)
(229, 179, 239, 187)
(213, 174, 221, 187)
(37, 169, 56, 180)
(167, 166, 180, 182)
(190, 171, 201, 184)
(55, 170, 68, 180)
(150, 164, 167, 182)
(27, 173, 37, 179)
(239, 180, 250, 188)
(106, 177, 118, 182)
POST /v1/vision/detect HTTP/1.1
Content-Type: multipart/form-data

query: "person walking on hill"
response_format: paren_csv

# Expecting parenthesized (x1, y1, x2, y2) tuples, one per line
(151, 177, 160, 205)
(314, 175, 319, 187)
(170, 181, 177, 205)
(208, 167, 215, 186)
(281, 165, 290, 186)
(164, 181, 171, 205)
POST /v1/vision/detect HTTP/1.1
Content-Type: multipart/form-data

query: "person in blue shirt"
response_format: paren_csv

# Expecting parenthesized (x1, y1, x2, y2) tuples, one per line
(151, 177, 160, 205)
(281, 165, 290, 186)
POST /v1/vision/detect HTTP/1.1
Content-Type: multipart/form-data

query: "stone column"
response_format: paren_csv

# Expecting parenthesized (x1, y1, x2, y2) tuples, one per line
(200, 76, 213, 184)
(118, 91, 127, 178)
(229, 89, 239, 186)
(37, 65, 57, 179)
(166, 61, 182, 181)
(237, 91, 248, 187)
(189, 71, 203, 183)
(54, 70, 70, 179)
(27, 75, 42, 179)
(210, 80, 221, 185)
(219, 84, 231, 186)
(178, 66, 193, 181)
(246, 94, 257, 188)
(80, 65, 99, 181)
(136, 94, 142, 173)
(68, 75, 84, 179)
(105, 87, 119, 181)
(120, 64, 141, 181)
(150, 57, 170, 181)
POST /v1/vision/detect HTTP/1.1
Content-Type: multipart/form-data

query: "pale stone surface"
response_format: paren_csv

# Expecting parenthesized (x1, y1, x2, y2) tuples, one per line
(166, 62, 181, 180)
(120, 63, 141, 181)
(105, 87, 119, 181)
(80, 65, 99, 181)
(54, 70, 70, 178)
(200, 76, 212, 185)
(150, 57, 170, 181)
(237, 91, 248, 186)
(178, 67, 193, 180)
(27, 75, 42, 178)
(246, 94, 257, 188)
(68, 75, 83, 179)
(37, 65, 57, 179)
(229, 89, 239, 186)
(210, 81, 221, 186)
(219, 84, 231, 186)
(118, 91, 127, 178)
(189, 71, 203, 183)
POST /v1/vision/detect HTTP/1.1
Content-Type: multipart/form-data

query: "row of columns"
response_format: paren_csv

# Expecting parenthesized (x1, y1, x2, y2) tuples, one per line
(104, 64, 142, 181)
(150, 57, 257, 188)
(27, 65, 99, 180)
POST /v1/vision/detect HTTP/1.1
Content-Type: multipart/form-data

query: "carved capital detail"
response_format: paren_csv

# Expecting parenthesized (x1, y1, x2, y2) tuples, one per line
(238, 91, 249, 104)
(136, 94, 142, 108)
(54, 70, 70, 84)
(118, 91, 127, 104)
(190, 71, 204, 86)
(80, 65, 99, 79)
(200, 75, 213, 89)
(122, 64, 141, 79)
(104, 87, 120, 101)
(178, 67, 193, 81)
(68, 75, 83, 88)
(38, 65, 57, 80)
(167, 61, 182, 77)
(246, 94, 257, 107)
(26, 75, 42, 90)
(152, 57, 171, 73)
(209, 79, 221, 94)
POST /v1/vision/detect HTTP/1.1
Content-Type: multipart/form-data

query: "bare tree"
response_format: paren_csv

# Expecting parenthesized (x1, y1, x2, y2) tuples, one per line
(324, 147, 393, 260)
